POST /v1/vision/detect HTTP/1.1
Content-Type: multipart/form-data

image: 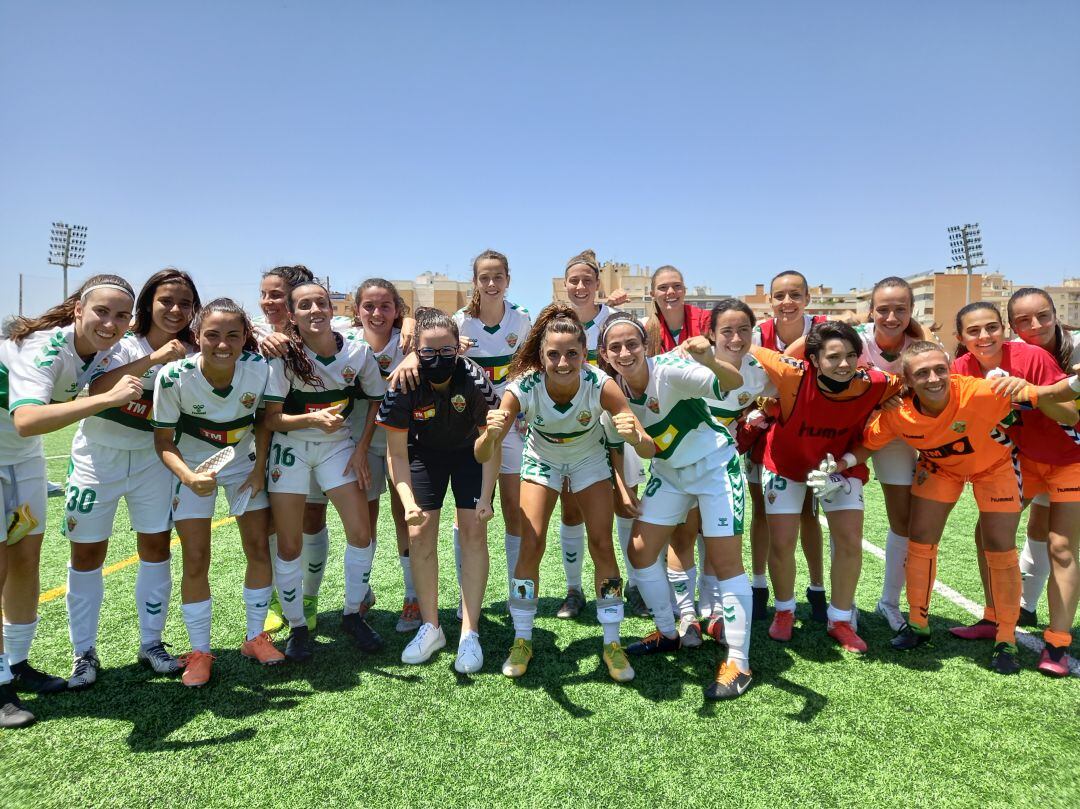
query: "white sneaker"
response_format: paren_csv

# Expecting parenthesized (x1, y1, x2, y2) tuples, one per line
(401, 622, 446, 664)
(875, 599, 904, 632)
(454, 631, 484, 674)
(68, 648, 100, 690)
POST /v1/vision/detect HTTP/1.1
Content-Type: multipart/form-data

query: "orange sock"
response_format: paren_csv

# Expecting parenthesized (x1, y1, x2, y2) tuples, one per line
(905, 542, 939, 630)
(985, 548, 1021, 645)
(983, 605, 997, 623)
(1043, 628, 1072, 649)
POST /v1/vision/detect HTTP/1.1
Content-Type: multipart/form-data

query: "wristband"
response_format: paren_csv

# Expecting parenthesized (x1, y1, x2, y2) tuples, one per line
(1070, 375, 1080, 394)
(1026, 386, 1039, 407)
(841, 452, 857, 470)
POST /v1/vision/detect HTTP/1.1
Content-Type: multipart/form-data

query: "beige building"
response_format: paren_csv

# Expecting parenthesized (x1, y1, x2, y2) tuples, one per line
(331, 271, 473, 319)
(1045, 278, 1080, 327)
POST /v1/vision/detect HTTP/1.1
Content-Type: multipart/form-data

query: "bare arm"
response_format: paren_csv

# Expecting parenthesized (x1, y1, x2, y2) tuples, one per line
(385, 427, 422, 524)
(600, 379, 655, 459)
(13, 375, 143, 437)
(262, 401, 345, 434)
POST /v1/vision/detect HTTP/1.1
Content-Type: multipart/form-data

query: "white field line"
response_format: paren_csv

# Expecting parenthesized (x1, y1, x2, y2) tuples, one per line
(819, 515, 1080, 677)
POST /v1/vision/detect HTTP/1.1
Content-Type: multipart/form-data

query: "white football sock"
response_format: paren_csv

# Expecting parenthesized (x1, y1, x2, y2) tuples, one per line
(136, 557, 172, 646)
(827, 603, 853, 623)
(597, 596, 624, 645)
(344, 543, 375, 614)
(615, 516, 635, 586)
(881, 530, 908, 607)
(66, 565, 104, 657)
(716, 574, 752, 668)
(775, 597, 797, 613)
(701, 574, 720, 618)
(1, 619, 36, 666)
(302, 528, 329, 598)
(399, 554, 416, 600)
(1020, 536, 1051, 612)
(668, 564, 697, 619)
(274, 554, 305, 628)
(182, 599, 213, 652)
(632, 559, 677, 636)
(560, 522, 585, 591)
(508, 580, 537, 641)
(242, 587, 271, 641)
(751, 573, 768, 588)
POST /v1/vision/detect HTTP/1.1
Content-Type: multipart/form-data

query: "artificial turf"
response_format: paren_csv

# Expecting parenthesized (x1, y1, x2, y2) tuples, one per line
(1, 425, 1078, 808)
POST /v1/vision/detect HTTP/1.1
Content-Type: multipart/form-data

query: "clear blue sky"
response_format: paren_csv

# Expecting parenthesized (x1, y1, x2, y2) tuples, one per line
(2, 1, 1077, 321)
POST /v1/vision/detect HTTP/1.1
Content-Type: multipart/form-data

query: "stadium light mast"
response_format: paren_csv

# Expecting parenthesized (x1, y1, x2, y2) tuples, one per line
(48, 222, 88, 298)
(947, 223, 986, 306)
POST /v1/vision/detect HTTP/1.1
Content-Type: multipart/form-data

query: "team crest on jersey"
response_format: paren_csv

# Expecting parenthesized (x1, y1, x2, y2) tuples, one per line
(534, 415, 544, 426)
(916, 467, 929, 486)
(192, 403, 206, 414)
(240, 392, 257, 409)
(506, 333, 519, 348)
(738, 392, 751, 407)
(377, 354, 392, 371)
(66, 516, 77, 533)
(767, 491, 776, 505)
(646, 397, 660, 414)
(271, 468, 282, 483)
(342, 366, 357, 385)
(950, 421, 967, 434)
(577, 409, 592, 426)
(451, 394, 466, 413)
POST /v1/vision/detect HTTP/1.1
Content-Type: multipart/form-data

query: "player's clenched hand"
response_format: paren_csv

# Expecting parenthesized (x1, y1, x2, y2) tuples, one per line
(486, 409, 510, 437)
(475, 498, 494, 524)
(259, 331, 291, 359)
(104, 375, 144, 407)
(612, 412, 640, 445)
(683, 336, 713, 362)
(151, 339, 188, 365)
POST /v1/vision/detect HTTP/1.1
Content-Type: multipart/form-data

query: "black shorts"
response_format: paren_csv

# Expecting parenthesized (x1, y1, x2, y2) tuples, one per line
(408, 445, 482, 511)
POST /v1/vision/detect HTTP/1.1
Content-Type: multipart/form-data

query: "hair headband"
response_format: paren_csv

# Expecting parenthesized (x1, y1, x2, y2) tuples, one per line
(600, 316, 646, 343)
(80, 283, 135, 302)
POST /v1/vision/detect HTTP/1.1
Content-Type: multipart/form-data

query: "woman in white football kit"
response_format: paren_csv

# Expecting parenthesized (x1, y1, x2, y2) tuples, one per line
(493, 304, 644, 683)
(598, 312, 758, 699)
(263, 281, 387, 661)
(555, 249, 645, 619)
(63, 269, 200, 689)
(1, 274, 141, 726)
(152, 299, 275, 688)
(348, 278, 417, 633)
(678, 301, 770, 643)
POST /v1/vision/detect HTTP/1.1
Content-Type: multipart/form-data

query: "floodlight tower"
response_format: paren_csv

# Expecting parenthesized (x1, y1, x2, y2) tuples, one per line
(48, 222, 88, 298)
(947, 223, 986, 306)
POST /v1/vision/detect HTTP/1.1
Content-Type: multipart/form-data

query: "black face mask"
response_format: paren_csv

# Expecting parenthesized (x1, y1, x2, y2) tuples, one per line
(419, 354, 456, 384)
(818, 372, 854, 393)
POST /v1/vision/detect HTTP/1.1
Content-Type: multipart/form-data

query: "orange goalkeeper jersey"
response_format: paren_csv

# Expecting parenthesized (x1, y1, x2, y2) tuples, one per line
(863, 375, 1013, 477)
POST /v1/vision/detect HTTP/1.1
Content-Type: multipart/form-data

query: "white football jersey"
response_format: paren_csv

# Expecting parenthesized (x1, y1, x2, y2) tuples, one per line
(78, 334, 194, 451)
(454, 302, 532, 395)
(854, 322, 916, 376)
(618, 355, 735, 474)
(1, 325, 112, 464)
(581, 304, 613, 365)
(507, 365, 615, 464)
(703, 352, 772, 430)
(151, 351, 269, 473)
(345, 327, 405, 452)
(265, 332, 386, 444)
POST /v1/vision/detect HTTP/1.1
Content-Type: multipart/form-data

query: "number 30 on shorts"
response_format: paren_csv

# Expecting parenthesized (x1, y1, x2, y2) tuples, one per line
(66, 485, 97, 514)
(643, 477, 662, 497)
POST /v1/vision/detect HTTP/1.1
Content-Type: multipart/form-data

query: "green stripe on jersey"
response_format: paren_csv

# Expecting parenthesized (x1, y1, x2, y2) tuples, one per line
(0, 362, 8, 411)
(470, 353, 515, 368)
(644, 397, 726, 460)
(283, 387, 355, 418)
(177, 413, 255, 447)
